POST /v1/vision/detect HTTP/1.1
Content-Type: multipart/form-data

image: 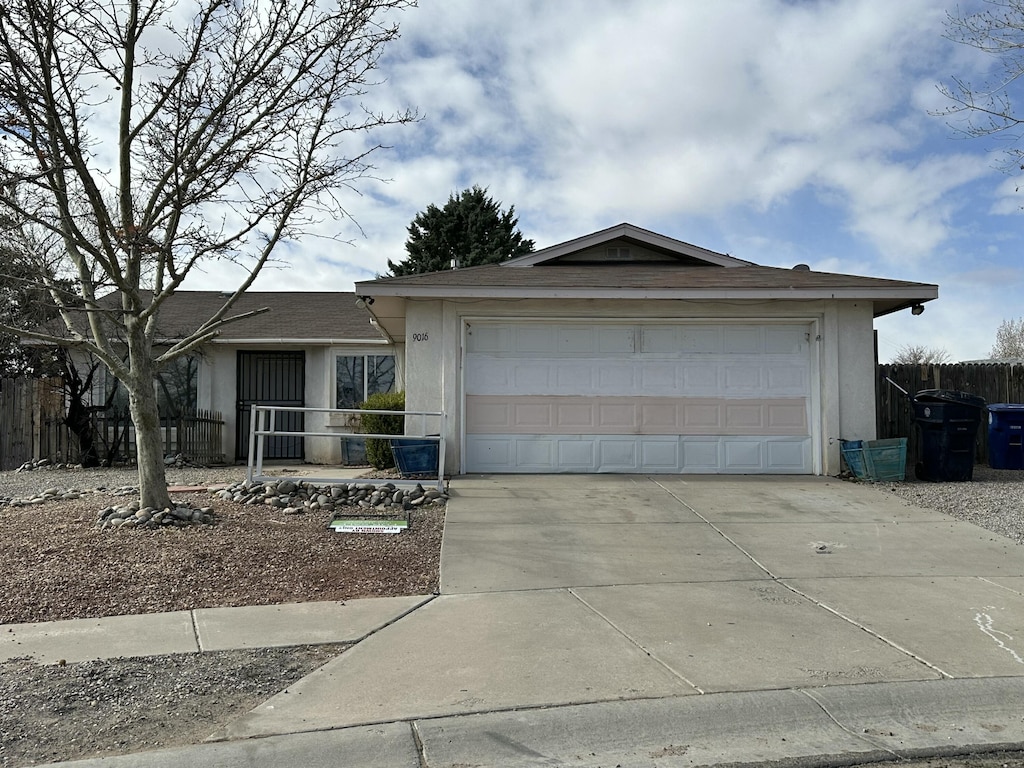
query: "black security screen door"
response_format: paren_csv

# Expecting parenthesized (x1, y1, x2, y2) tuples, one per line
(236, 351, 305, 460)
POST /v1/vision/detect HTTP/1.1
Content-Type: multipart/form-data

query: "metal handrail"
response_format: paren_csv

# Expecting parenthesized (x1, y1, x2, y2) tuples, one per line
(246, 405, 447, 491)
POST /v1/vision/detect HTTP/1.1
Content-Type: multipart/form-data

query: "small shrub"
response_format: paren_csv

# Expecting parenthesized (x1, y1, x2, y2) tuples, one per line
(360, 391, 405, 469)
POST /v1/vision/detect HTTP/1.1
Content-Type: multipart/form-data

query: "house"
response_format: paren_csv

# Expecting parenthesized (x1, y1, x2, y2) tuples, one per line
(85, 291, 400, 464)
(355, 223, 937, 476)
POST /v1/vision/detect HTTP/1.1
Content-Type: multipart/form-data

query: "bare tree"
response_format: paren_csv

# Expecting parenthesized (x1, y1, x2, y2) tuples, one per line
(892, 344, 952, 365)
(938, 1, 1024, 173)
(0, 0, 415, 508)
(992, 317, 1024, 358)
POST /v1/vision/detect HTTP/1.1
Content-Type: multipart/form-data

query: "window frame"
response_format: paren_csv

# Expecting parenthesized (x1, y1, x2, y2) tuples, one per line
(335, 351, 397, 409)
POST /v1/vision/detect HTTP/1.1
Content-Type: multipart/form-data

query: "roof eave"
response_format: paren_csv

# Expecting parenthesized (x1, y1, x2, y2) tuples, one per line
(355, 283, 939, 304)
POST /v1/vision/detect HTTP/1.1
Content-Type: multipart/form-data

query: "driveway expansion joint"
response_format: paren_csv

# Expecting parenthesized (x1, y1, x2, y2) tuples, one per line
(567, 587, 705, 694)
(777, 579, 953, 679)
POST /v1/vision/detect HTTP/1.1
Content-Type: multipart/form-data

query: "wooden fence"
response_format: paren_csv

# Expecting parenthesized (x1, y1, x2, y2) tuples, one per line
(0, 377, 65, 471)
(1, 376, 224, 469)
(40, 409, 226, 467)
(876, 363, 1024, 466)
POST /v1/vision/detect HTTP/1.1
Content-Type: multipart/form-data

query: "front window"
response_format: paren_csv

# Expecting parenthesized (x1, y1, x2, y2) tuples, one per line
(336, 354, 395, 408)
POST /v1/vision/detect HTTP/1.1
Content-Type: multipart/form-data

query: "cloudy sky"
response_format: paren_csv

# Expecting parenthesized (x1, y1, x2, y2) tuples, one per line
(189, 0, 1024, 363)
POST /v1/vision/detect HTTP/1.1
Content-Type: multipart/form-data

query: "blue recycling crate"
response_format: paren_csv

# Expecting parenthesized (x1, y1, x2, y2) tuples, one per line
(841, 438, 906, 481)
(389, 438, 439, 476)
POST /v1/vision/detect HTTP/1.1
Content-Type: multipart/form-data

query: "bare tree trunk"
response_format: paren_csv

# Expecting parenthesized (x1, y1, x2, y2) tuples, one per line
(129, 386, 170, 509)
(126, 332, 171, 510)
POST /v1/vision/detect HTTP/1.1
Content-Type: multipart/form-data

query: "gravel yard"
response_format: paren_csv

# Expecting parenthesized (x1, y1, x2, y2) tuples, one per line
(875, 464, 1024, 546)
(0, 463, 443, 767)
(2, 463, 1023, 767)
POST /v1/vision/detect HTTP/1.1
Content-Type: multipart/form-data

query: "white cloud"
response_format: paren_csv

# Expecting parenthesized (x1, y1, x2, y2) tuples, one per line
(170, 0, 1021, 367)
(823, 154, 992, 262)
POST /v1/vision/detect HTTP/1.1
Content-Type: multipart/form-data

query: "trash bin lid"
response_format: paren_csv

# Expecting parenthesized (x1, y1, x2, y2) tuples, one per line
(913, 389, 986, 409)
(988, 403, 1024, 412)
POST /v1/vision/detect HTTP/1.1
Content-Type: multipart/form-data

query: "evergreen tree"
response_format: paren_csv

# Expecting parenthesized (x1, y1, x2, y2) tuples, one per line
(387, 186, 534, 276)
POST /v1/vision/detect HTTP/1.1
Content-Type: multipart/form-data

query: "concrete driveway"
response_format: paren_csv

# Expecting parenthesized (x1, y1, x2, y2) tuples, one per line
(214, 474, 1024, 767)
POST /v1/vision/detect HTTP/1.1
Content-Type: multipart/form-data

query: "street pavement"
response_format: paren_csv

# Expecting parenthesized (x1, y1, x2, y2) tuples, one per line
(13, 474, 1024, 767)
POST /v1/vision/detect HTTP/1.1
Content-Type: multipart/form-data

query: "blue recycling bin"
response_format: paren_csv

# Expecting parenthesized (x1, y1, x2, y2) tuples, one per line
(912, 390, 986, 481)
(988, 403, 1024, 470)
(389, 437, 439, 476)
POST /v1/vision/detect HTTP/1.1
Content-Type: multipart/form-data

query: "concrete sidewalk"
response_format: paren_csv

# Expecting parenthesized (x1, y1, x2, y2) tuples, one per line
(1, 595, 432, 664)
(21, 474, 1024, 767)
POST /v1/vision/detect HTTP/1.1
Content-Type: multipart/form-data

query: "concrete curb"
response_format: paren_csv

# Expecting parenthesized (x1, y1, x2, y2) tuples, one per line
(33, 678, 1024, 768)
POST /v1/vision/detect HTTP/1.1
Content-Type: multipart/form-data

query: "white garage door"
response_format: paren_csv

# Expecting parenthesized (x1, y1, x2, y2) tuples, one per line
(463, 321, 814, 474)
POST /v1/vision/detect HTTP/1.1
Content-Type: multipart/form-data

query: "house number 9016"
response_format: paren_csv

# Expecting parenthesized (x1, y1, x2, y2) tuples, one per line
(412, 332, 429, 342)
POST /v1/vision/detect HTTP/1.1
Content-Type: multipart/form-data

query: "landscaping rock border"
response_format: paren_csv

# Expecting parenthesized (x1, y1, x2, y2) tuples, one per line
(215, 478, 448, 517)
(96, 501, 217, 529)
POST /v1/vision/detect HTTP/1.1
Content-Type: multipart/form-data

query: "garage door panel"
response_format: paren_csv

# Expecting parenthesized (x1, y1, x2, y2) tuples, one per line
(468, 325, 511, 353)
(641, 440, 680, 468)
(556, 363, 593, 389)
(516, 326, 557, 353)
(681, 365, 719, 392)
(768, 403, 808, 429)
(765, 326, 807, 353)
(598, 327, 636, 353)
(557, 402, 596, 429)
(465, 358, 511, 390)
(598, 439, 639, 470)
(725, 403, 764, 430)
(723, 365, 763, 392)
(767, 440, 809, 471)
(557, 326, 595, 353)
(558, 439, 595, 468)
(597, 402, 637, 429)
(641, 363, 678, 389)
(514, 402, 553, 429)
(471, 401, 511, 429)
(681, 438, 721, 470)
(723, 327, 762, 354)
(680, 327, 721, 353)
(513, 364, 551, 390)
(515, 438, 555, 468)
(724, 439, 764, 470)
(767, 365, 808, 391)
(465, 434, 813, 473)
(466, 395, 808, 436)
(464, 322, 814, 474)
(469, 438, 512, 468)
(641, 402, 682, 430)
(682, 402, 721, 428)
(468, 356, 807, 399)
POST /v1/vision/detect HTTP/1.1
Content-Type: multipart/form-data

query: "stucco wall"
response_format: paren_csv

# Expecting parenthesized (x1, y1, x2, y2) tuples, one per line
(835, 301, 878, 450)
(399, 297, 883, 476)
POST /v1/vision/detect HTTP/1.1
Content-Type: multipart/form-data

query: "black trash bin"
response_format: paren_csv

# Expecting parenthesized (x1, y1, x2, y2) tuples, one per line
(911, 389, 986, 481)
(988, 403, 1024, 470)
